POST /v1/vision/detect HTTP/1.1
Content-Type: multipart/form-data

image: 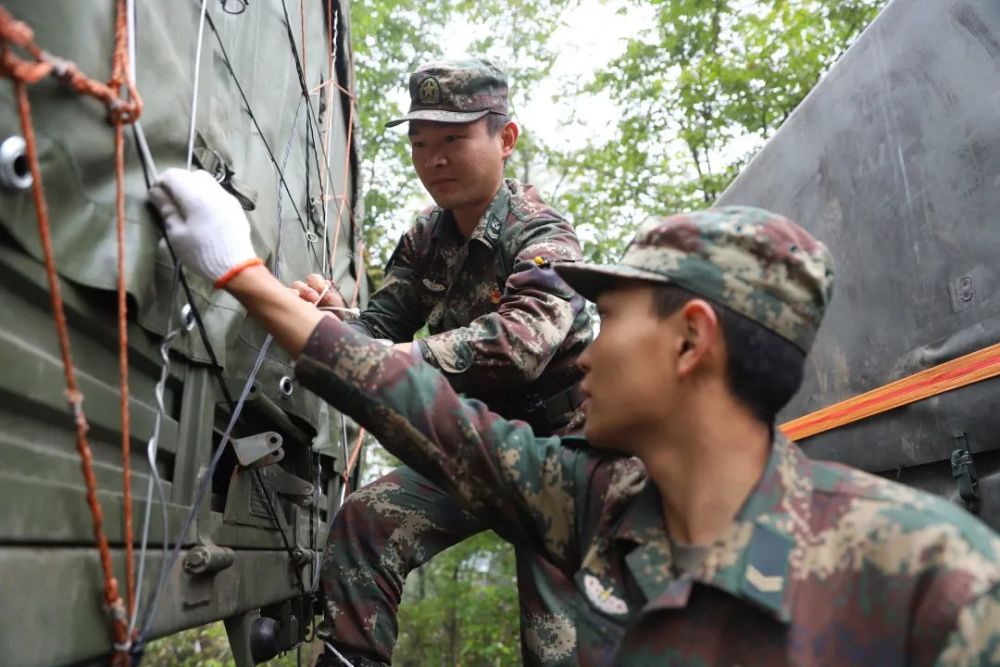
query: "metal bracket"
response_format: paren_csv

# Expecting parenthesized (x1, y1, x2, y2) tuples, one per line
(232, 431, 284, 469)
(270, 465, 314, 507)
(951, 434, 980, 514)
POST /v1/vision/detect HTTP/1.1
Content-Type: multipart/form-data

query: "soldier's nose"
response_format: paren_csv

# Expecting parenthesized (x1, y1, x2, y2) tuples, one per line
(577, 344, 592, 374)
(426, 151, 447, 169)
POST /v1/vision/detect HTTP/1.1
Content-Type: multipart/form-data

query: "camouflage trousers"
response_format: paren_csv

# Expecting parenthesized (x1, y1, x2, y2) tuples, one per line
(318, 464, 578, 666)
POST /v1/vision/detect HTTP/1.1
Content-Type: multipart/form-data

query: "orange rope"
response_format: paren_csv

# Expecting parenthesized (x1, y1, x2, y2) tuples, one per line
(341, 428, 366, 494)
(780, 341, 1000, 442)
(0, 6, 140, 663)
(108, 0, 137, 626)
(319, 0, 362, 309)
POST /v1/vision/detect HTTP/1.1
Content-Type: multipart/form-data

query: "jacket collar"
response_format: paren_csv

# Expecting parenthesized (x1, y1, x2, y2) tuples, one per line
(430, 180, 512, 251)
(611, 434, 810, 623)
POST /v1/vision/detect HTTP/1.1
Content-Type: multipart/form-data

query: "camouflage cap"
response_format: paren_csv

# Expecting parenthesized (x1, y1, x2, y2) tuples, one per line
(554, 206, 835, 351)
(385, 57, 508, 128)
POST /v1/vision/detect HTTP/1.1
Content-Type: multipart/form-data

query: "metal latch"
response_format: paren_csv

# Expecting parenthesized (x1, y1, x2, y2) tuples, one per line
(232, 431, 284, 469)
(951, 434, 980, 514)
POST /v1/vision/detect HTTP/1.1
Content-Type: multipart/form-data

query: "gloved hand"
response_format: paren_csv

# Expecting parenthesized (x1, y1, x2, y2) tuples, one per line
(149, 168, 261, 287)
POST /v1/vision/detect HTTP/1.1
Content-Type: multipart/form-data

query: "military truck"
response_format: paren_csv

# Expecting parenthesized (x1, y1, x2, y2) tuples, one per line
(0, 1, 364, 665)
(719, 0, 1000, 528)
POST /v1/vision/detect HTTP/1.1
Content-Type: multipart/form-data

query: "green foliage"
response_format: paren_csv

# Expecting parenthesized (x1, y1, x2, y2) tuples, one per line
(394, 531, 520, 667)
(553, 0, 887, 262)
(143, 622, 306, 666)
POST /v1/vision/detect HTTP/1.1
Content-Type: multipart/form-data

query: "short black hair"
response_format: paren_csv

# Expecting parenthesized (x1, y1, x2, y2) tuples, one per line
(651, 285, 806, 423)
(485, 112, 511, 136)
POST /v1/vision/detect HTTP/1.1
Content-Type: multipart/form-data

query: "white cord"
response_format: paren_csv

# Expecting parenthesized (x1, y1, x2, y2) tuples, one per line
(312, 281, 359, 317)
(139, 335, 275, 639)
(323, 641, 355, 667)
(127, 0, 137, 83)
(128, 265, 181, 637)
(126, 0, 170, 638)
(136, 0, 232, 639)
(186, 0, 210, 170)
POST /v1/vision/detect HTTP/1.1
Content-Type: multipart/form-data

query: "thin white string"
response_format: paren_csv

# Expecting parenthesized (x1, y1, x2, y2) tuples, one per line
(323, 641, 355, 667)
(186, 0, 210, 170)
(133, 0, 215, 640)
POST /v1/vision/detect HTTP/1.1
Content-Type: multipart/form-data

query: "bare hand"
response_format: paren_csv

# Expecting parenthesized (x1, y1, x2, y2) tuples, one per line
(290, 273, 347, 311)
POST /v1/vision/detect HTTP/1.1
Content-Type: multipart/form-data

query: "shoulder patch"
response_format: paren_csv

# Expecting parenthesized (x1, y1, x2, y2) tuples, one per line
(421, 278, 446, 292)
(583, 574, 629, 616)
(742, 524, 792, 616)
(486, 215, 503, 241)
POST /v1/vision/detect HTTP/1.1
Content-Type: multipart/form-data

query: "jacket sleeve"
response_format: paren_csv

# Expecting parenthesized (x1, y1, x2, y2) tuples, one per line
(348, 230, 428, 342)
(419, 217, 584, 392)
(295, 315, 588, 569)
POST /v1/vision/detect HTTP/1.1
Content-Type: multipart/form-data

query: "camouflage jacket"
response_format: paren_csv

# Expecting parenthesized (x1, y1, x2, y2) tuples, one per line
(348, 179, 592, 410)
(296, 317, 1000, 666)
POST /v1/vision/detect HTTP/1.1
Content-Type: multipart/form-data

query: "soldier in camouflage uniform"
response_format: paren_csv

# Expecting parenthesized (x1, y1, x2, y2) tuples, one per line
(292, 58, 592, 665)
(149, 177, 1000, 664)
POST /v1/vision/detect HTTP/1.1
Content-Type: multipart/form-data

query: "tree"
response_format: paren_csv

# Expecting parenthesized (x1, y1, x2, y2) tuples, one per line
(394, 532, 520, 667)
(550, 0, 887, 262)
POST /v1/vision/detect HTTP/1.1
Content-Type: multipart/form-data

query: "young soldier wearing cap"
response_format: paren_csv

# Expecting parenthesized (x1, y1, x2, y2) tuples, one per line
(146, 177, 1000, 664)
(160, 58, 592, 665)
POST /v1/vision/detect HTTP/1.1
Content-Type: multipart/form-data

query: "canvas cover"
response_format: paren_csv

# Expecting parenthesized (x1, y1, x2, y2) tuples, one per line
(0, 0, 364, 431)
(718, 0, 1000, 525)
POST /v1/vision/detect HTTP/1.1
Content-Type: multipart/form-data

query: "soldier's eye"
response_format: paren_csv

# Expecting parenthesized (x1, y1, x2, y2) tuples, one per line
(445, 135, 462, 142)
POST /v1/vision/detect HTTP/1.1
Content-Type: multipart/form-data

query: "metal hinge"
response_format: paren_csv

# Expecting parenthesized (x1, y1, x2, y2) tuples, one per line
(951, 434, 980, 514)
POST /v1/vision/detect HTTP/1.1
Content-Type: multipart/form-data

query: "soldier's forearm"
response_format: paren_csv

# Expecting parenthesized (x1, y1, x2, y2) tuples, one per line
(226, 264, 326, 358)
(294, 317, 576, 555)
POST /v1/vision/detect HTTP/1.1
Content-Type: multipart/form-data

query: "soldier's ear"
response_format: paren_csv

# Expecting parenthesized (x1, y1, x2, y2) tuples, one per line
(676, 299, 720, 378)
(500, 120, 519, 158)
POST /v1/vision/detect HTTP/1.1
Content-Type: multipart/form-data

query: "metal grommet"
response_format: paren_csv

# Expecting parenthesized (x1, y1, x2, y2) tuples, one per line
(206, 148, 227, 183)
(279, 375, 294, 397)
(0, 136, 32, 191)
(180, 303, 197, 332)
(305, 231, 319, 244)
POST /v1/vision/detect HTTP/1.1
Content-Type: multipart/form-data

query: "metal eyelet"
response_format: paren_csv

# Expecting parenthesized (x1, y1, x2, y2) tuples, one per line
(180, 303, 197, 332)
(279, 375, 294, 397)
(0, 136, 33, 191)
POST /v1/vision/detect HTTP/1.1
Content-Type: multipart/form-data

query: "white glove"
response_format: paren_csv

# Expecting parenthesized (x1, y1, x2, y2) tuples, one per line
(149, 168, 259, 286)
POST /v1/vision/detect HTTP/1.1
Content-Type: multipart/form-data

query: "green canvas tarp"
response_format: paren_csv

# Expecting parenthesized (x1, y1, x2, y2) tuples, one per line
(0, 2, 365, 665)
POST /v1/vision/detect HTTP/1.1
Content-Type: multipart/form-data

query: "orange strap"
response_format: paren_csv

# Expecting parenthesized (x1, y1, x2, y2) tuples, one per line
(1, 5, 139, 663)
(780, 341, 1000, 441)
(213, 256, 265, 289)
